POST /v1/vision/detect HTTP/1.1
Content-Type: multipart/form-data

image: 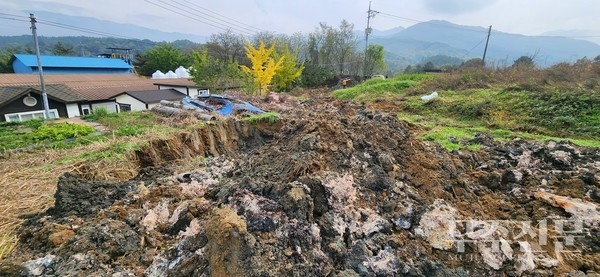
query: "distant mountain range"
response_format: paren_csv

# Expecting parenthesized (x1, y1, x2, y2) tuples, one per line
(370, 20, 600, 70)
(0, 11, 208, 43)
(1, 11, 599, 72)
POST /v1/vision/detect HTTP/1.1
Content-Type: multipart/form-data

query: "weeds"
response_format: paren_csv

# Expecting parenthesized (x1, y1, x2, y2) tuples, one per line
(332, 74, 430, 101)
(383, 63, 600, 149)
(1, 122, 95, 152)
(241, 112, 279, 124)
(81, 107, 109, 121)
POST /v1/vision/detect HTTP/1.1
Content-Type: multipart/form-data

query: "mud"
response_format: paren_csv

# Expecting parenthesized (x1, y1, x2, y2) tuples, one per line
(1, 96, 599, 276)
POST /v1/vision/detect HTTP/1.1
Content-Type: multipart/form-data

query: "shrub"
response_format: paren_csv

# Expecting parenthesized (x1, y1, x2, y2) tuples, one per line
(23, 119, 45, 129)
(82, 107, 109, 121)
(300, 64, 335, 88)
(115, 125, 142, 136)
(26, 123, 95, 142)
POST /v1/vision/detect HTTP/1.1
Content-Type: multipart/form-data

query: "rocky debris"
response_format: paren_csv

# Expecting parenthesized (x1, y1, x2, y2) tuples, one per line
(534, 191, 600, 225)
(21, 255, 55, 276)
(414, 199, 457, 250)
(1, 98, 599, 276)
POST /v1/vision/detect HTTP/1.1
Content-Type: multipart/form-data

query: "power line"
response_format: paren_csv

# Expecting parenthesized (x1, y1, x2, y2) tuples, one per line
(36, 19, 136, 39)
(461, 36, 487, 59)
(0, 12, 136, 39)
(144, 0, 252, 36)
(169, 0, 256, 33)
(0, 16, 30, 23)
(177, 0, 265, 33)
(0, 12, 28, 18)
(0, 12, 30, 24)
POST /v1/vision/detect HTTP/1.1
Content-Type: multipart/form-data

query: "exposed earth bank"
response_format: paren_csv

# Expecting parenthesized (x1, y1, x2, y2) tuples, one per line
(1, 97, 599, 276)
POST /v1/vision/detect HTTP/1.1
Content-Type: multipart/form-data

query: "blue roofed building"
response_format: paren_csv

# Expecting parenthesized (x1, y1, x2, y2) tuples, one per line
(11, 54, 133, 74)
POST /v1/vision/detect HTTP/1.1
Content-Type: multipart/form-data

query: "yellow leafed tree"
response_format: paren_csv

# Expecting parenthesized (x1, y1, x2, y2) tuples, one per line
(241, 40, 283, 96)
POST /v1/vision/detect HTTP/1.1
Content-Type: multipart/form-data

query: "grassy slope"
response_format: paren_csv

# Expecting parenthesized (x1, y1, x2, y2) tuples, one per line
(332, 67, 600, 149)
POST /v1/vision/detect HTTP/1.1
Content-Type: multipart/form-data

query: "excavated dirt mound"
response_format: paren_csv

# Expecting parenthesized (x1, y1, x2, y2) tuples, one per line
(1, 97, 599, 276)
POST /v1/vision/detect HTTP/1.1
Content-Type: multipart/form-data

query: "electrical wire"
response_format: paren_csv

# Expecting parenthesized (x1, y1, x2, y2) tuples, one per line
(180, 0, 265, 32)
(461, 37, 487, 59)
(144, 0, 252, 36)
(171, 0, 262, 34)
(36, 19, 136, 39)
(0, 12, 137, 39)
(0, 16, 29, 23)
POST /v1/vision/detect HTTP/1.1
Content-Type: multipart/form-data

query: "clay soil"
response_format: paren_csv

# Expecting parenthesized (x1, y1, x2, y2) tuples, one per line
(1, 94, 599, 276)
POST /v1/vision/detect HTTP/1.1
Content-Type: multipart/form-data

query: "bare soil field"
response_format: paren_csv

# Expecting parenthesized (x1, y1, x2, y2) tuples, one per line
(1, 95, 598, 276)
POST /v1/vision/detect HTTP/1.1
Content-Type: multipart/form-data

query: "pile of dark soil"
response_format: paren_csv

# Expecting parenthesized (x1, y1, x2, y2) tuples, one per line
(1, 97, 598, 276)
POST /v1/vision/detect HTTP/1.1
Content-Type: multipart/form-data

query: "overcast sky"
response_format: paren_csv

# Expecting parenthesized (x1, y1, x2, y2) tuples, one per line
(2, 0, 599, 38)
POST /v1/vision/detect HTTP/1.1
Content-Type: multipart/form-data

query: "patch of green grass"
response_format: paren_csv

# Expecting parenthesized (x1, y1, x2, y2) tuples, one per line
(115, 125, 143, 136)
(395, 86, 599, 139)
(85, 111, 158, 132)
(241, 112, 279, 124)
(332, 74, 432, 102)
(397, 113, 424, 124)
(22, 118, 45, 129)
(0, 122, 96, 152)
(403, 112, 600, 150)
(422, 126, 482, 150)
(26, 123, 95, 142)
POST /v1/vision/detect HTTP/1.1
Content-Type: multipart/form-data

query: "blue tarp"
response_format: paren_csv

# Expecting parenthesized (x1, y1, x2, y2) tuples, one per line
(182, 94, 264, 115)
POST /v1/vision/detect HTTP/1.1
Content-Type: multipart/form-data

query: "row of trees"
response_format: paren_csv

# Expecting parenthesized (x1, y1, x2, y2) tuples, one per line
(1, 20, 388, 92)
(135, 20, 388, 92)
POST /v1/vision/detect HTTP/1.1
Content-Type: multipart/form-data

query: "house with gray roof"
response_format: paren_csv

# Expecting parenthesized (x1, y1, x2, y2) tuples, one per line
(0, 73, 158, 121)
(112, 89, 187, 112)
(0, 84, 86, 122)
(0, 73, 203, 121)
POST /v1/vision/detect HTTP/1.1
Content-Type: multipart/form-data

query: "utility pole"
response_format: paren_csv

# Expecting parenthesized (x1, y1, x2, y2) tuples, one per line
(482, 25, 492, 67)
(30, 13, 51, 119)
(364, 1, 379, 78)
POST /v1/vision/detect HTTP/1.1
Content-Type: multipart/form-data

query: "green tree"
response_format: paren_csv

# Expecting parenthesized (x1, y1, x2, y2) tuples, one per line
(190, 49, 222, 87)
(461, 58, 484, 69)
(512, 56, 535, 68)
(51, 42, 76, 56)
(139, 43, 190, 76)
(423, 61, 435, 71)
(273, 44, 304, 91)
(300, 64, 335, 87)
(364, 44, 386, 76)
(0, 47, 18, 73)
(240, 40, 283, 96)
(190, 49, 247, 92)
